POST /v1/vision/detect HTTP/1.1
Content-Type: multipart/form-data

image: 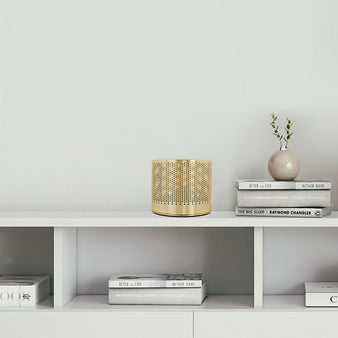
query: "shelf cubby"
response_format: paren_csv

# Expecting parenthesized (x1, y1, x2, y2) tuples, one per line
(0, 226, 54, 309)
(262, 227, 338, 309)
(55, 225, 253, 310)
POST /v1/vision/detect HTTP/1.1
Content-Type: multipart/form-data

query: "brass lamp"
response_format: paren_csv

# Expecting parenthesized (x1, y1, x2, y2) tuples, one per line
(152, 159, 212, 216)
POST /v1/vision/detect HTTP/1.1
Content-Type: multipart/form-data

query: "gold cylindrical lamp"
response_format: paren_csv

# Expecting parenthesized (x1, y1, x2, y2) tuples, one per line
(152, 159, 212, 216)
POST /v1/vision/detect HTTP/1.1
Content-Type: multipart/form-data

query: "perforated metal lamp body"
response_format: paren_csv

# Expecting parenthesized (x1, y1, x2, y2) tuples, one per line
(152, 159, 212, 216)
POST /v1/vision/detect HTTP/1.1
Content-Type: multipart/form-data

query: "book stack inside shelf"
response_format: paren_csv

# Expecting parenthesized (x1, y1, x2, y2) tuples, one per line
(305, 282, 338, 307)
(108, 273, 206, 305)
(235, 180, 332, 217)
(0, 275, 50, 307)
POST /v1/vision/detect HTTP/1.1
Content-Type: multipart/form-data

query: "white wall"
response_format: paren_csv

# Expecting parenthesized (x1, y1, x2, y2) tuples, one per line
(1, 0, 337, 211)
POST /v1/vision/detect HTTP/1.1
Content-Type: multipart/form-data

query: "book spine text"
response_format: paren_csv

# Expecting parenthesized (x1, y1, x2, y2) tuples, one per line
(109, 280, 203, 288)
(236, 207, 331, 217)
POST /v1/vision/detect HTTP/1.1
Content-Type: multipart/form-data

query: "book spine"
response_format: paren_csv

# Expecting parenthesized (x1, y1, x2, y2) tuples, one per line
(109, 280, 203, 288)
(236, 207, 331, 218)
(108, 285, 206, 305)
(236, 181, 331, 190)
(0, 276, 50, 307)
(306, 293, 338, 307)
(0, 285, 38, 307)
(237, 190, 331, 207)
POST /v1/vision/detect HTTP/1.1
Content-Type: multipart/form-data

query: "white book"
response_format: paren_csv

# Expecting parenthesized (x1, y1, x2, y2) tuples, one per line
(236, 207, 332, 218)
(0, 275, 50, 307)
(109, 281, 207, 305)
(235, 179, 331, 190)
(237, 190, 331, 207)
(109, 273, 204, 288)
(305, 282, 338, 307)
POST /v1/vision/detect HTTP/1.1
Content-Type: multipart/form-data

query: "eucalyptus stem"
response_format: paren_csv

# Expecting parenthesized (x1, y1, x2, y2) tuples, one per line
(269, 114, 294, 149)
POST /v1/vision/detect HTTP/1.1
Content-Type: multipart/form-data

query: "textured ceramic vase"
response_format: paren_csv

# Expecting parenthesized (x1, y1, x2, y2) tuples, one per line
(268, 148, 300, 181)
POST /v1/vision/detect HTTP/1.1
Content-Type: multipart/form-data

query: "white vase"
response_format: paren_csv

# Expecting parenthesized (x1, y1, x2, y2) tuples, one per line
(268, 148, 300, 181)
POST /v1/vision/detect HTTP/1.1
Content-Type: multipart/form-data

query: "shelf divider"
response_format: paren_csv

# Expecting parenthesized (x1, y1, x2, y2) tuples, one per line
(54, 227, 78, 307)
(254, 227, 263, 308)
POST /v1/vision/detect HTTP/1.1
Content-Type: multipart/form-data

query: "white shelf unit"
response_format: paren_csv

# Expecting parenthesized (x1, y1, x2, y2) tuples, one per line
(1, 211, 338, 338)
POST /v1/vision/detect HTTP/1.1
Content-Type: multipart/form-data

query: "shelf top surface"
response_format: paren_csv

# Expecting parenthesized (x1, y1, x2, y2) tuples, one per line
(2, 295, 338, 312)
(63, 295, 253, 311)
(0, 211, 337, 227)
(65, 295, 338, 312)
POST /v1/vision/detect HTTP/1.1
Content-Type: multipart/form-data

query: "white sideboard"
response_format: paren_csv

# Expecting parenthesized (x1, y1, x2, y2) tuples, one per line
(1, 211, 338, 338)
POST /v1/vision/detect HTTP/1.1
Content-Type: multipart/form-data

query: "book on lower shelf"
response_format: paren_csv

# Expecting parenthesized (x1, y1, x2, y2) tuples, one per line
(108, 273, 206, 305)
(109, 281, 207, 305)
(0, 275, 50, 307)
(305, 282, 338, 307)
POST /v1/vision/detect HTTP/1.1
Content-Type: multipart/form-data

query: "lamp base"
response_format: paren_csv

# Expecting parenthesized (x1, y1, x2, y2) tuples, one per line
(152, 203, 211, 217)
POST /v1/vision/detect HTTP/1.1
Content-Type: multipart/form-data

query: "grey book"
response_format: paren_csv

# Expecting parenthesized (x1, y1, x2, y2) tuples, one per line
(237, 190, 331, 208)
(109, 281, 207, 305)
(236, 207, 332, 218)
(235, 179, 331, 190)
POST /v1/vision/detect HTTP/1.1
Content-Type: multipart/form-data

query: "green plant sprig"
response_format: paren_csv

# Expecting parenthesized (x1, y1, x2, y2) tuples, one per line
(283, 118, 294, 147)
(269, 114, 294, 149)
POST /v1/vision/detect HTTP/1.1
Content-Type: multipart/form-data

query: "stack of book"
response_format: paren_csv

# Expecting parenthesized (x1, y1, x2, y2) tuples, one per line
(108, 273, 206, 305)
(235, 179, 332, 218)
